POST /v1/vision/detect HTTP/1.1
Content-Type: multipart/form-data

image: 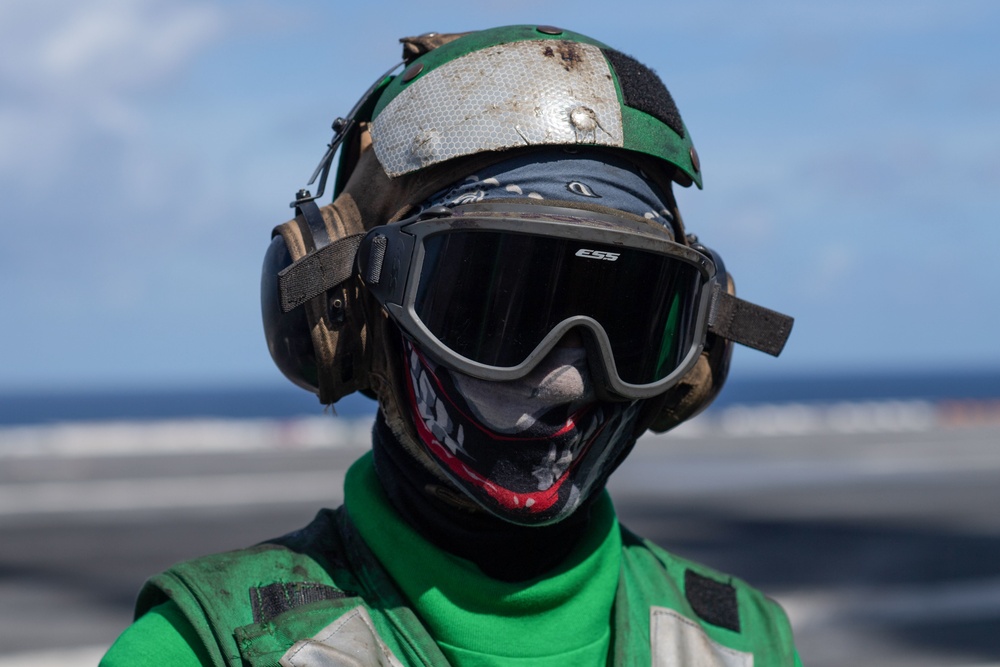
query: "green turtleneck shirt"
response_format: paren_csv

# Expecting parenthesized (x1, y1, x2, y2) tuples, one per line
(345, 453, 622, 665)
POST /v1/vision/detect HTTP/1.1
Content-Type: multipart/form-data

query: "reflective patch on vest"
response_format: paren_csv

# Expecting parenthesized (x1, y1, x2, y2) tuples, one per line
(650, 607, 753, 667)
(279, 605, 404, 667)
(250, 582, 349, 624)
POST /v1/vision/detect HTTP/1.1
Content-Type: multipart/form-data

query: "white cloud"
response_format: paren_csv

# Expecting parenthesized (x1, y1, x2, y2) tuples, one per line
(0, 0, 225, 178)
(3, 0, 223, 86)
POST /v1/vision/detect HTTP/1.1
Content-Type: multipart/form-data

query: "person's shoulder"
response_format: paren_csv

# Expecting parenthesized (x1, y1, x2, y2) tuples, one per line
(129, 508, 354, 665)
(618, 523, 800, 664)
(100, 508, 353, 667)
(138, 507, 346, 614)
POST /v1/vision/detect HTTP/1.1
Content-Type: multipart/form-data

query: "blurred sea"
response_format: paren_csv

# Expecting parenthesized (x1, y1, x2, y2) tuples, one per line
(1, 369, 998, 426)
(0, 385, 376, 427)
(1, 370, 998, 456)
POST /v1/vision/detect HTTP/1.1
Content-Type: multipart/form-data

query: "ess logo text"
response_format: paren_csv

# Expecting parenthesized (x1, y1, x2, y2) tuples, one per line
(575, 248, 620, 261)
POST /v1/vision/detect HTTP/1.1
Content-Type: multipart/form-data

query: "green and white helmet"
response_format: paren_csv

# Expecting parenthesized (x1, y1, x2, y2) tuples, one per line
(331, 24, 702, 197)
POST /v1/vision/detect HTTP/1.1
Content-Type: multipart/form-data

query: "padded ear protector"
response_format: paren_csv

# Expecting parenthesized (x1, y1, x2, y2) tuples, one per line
(261, 197, 373, 404)
(261, 233, 317, 394)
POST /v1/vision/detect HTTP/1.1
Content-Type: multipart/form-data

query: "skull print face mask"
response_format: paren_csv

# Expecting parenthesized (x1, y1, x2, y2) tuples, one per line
(402, 338, 643, 525)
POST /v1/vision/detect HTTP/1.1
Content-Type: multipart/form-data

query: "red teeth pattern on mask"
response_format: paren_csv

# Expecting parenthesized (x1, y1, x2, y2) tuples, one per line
(402, 340, 611, 514)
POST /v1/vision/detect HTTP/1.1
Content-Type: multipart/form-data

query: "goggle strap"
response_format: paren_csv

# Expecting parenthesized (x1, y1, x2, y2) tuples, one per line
(708, 286, 794, 357)
(277, 232, 365, 313)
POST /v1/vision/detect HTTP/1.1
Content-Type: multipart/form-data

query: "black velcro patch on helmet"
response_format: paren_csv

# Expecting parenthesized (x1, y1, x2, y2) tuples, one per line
(249, 582, 349, 624)
(685, 569, 741, 632)
(602, 48, 684, 137)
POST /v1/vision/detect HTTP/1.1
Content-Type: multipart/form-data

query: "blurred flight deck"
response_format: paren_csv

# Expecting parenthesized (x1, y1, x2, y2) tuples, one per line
(1, 371, 999, 666)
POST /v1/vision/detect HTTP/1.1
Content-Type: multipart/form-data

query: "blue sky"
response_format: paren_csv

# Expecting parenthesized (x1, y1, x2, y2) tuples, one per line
(1, 0, 998, 391)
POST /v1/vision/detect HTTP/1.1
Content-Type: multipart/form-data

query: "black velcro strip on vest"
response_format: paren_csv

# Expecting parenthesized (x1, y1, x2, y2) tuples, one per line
(277, 234, 364, 313)
(685, 569, 741, 632)
(708, 289, 794, 357)
(250, 582, 348, 624)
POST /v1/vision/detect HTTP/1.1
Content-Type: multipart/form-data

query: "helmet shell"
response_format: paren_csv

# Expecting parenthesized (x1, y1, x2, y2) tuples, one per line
(361, 25, 701, 190)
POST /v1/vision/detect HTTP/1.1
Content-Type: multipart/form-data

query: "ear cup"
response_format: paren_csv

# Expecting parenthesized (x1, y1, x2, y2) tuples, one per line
(261, 234, 321, 393)
(262, 207, 372, 405)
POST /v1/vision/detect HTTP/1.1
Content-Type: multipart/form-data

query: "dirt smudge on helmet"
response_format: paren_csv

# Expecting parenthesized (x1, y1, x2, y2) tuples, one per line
(541, 41, 585, 72)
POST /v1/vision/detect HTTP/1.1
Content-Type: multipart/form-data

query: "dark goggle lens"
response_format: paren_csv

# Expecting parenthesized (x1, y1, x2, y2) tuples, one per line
(412, 230, 703, 385)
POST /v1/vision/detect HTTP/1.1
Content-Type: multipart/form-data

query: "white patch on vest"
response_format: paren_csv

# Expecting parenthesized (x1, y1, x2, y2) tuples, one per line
(279, 606, 404, 667)
(650, 607, 753, 667)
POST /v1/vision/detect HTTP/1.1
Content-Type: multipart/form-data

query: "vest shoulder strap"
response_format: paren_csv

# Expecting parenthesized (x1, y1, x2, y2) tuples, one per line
(135, 506, 449, 667)
(135, 509, 363, 666)
(616, 526, 800, 667)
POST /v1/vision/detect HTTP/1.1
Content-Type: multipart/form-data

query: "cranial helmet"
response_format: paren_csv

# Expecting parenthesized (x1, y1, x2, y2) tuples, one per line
(261, 25, 792, 439)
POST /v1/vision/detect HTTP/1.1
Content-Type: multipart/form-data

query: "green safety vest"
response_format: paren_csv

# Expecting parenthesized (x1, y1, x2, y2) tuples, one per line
(136, 505, 800, 666)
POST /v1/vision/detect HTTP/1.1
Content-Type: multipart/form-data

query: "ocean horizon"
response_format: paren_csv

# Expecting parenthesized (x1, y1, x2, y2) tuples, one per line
(1, 368, 998, 427)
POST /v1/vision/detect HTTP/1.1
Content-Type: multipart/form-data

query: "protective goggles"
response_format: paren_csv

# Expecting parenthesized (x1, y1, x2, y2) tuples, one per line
(354, 203, 792, 399)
